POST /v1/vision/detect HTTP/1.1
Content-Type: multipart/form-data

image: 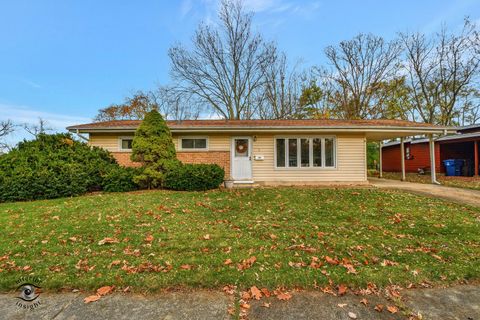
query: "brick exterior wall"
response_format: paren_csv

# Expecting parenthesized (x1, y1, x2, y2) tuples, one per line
(111, 151, 230, 178)
(177, 151, 230, 178)
(111, 152, 142, 167)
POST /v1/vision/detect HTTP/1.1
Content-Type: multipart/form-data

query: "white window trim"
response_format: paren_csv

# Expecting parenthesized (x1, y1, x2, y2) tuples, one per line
(274, 135, 337, 170)
(118, 136, 134, 152)
(178, 136, 209, 151)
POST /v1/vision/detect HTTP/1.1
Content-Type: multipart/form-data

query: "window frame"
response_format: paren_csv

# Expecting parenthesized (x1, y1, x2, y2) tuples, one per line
(118, 136, 134, 152)
(273, 135, 337, 170)
(178, 136, 209, 151)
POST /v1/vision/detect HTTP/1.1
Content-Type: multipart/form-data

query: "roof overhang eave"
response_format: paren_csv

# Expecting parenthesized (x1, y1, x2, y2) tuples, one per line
(68, 126, 455, 135)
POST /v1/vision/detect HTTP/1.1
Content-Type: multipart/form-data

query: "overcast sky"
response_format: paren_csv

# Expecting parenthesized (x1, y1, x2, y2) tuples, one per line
(1, 0, 479, 144)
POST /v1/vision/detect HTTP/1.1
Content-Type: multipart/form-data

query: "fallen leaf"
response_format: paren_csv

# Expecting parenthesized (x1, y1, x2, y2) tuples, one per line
(98, 237, 119, 245)
(223, 285, 235, 295)
(144, 234, 154, 243)
(96, 286, 114, 296)
(262, 302, 271, 308)
(203, 234, 211, 240)
(237, 256, 256, 270)
(276, 292, 292, 301)
(227, 306, 235, 315)
(108, 260, 121, 269)
(250, 286, 262, 300)
(180, 264, 193, 270)
(337, 303, 347, 308)
(260, 288, 271, 297)
(84, 295, 101, 303)
(348, 311, 357, 319)
(360, 298, 368, 306)
(224, 258, 233, 265)
(374, 304, 384, 312)
(240, 303, 251, 309)
(325, 256, 339, 265)
(241, 291, 251, 300)
(338, 284, 348, 296)
(387, 305, 398, 314)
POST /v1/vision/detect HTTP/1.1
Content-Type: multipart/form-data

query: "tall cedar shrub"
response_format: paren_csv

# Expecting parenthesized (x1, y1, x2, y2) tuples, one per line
(130, 110, 179, 188)
(0, 133, 136, 202)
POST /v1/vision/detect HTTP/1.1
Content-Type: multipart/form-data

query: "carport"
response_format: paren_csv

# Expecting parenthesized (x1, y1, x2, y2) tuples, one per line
(376, 126, 457, 184)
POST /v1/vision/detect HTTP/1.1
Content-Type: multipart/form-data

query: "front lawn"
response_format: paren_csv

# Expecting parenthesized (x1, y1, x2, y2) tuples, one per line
(378, 172, 480, 191)
(0, 188, 479, 293)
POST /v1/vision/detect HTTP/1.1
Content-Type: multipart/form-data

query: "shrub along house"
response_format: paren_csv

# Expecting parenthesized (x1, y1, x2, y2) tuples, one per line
(67, 119, 453, 186)
(381, 124, 480, 177)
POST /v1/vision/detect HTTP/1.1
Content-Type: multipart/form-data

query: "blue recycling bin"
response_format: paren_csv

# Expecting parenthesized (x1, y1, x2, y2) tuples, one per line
(443, 159, 464, 176)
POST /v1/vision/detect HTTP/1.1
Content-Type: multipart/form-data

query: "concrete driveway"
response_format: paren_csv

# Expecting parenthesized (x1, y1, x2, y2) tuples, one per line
(1, 285, 479, 319)
(370, 177, 480, 207)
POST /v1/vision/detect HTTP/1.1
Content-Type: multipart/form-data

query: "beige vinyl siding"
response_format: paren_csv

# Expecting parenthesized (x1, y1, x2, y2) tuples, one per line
(89, 133, 124, 152)
(251, 134, 367, 182)
(174, 134, 230, 152)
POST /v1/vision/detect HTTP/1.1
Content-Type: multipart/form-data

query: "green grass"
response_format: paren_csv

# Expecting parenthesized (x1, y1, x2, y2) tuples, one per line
(376, 172, 480, 191)
(0, 188, 479, 293)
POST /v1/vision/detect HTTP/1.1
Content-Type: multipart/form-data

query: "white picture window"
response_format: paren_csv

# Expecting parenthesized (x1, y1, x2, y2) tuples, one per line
(275, 137, 336, 168)
(180, 137, 208, 150)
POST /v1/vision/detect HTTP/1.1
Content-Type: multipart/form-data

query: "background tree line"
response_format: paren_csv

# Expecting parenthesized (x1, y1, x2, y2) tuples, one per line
(92, 0, 479, 126)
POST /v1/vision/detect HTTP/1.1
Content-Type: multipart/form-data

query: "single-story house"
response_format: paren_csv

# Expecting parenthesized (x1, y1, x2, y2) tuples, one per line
(381, 124, 480, 176)
(67, 119, 454, 186)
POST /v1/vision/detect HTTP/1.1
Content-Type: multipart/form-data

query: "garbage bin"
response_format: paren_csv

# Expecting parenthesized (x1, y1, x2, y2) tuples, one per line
(443, 159, 456, 176)
(454, 159, 465, 176)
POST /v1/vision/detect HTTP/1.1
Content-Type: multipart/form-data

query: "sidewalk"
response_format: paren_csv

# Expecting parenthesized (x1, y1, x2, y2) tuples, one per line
(369, 177, 480, 207)
(1, 285, 479, 319)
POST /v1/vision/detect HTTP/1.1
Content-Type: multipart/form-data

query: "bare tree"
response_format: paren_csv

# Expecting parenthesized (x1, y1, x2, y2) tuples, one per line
(153, 86, 202, 120)
(256, 51, 306, 119)
(0, 120, 14, 151)
(23, 118, 52, 137)
(168, 0, 275, 119)
(322, 33, 402, 119)
(401, 19, 480, 125)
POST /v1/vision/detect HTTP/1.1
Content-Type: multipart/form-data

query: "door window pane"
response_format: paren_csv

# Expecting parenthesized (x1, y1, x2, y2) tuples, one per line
(312, 138, 322, 167)
(235, 139, 249, 157)
(276, 139, 285, 167)
(288, 139, 298, 167)
(301, 138, 310, 167)
(325, 138, 334, 167)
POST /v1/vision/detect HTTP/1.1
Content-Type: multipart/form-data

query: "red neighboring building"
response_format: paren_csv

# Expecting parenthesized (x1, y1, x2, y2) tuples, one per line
(381, 124, 480, 176)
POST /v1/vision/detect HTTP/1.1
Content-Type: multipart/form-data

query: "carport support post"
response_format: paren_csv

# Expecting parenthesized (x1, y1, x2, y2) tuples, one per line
(400, 137, 406, 181)
(429, 134, 440, 185)
(379, 141, 383, 178)
(475, 141, 479, 176)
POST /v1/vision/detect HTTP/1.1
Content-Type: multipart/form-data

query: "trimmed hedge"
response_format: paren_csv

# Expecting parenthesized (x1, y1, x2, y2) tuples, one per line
(164, 163, 225, 191)
(0, 133, 138, 202)
(102, 167, 139, 193)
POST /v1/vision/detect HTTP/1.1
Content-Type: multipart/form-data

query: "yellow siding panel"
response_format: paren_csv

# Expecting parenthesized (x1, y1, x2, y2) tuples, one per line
(89, 133, 122, 152)
(251, 134, 366, 182)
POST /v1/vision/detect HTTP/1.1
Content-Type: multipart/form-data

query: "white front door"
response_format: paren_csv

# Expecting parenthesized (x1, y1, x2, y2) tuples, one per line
(231, 137, 252, 180)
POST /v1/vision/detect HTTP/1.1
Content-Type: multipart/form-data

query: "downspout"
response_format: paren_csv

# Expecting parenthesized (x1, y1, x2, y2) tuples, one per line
(429, 134, 441, 185)
(74, 129, 89, 142)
